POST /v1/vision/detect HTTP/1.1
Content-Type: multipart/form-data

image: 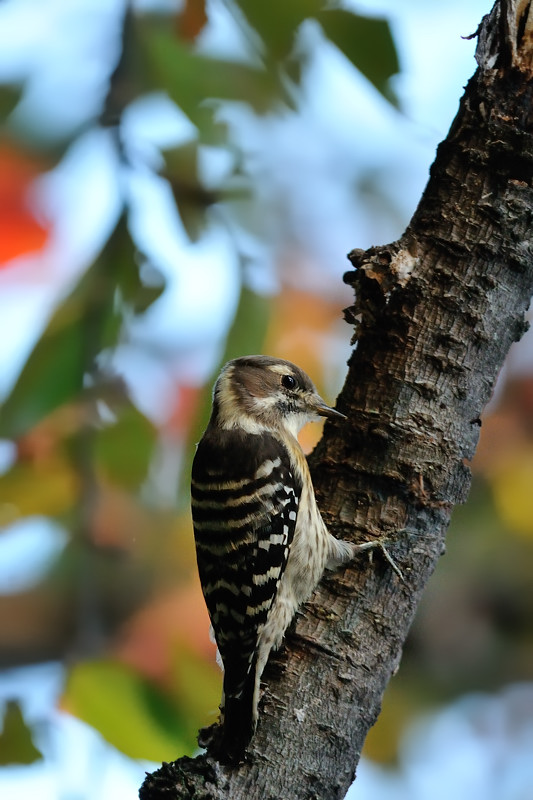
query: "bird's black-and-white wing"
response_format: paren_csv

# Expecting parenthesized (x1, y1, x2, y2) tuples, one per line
(191, 426, 301, 756)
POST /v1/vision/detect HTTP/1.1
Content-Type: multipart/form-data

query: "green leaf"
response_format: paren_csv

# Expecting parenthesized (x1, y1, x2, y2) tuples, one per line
(163, 140, 215, 242)
(0, 295, 87, 439)
(0, 216, 165, 438)
(107, 216, 166, 315)
(0, 84, 23, 121)
(64, 659, 192, 761)
(0, 700, 42, 765)
(141, 26, 287, 126)
(170, 644, 221, 737)
(316, 9, 399, 104)
(94, 404, 157, 490)
(231, 0, 322, 60)
(189, 105, 229, 147)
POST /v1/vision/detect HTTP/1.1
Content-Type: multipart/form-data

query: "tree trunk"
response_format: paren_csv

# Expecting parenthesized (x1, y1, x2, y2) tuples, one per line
(140, 1, 533, 797)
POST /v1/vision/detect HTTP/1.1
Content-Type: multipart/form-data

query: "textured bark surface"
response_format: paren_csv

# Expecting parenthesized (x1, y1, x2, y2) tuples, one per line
(140, 2, 533, 798)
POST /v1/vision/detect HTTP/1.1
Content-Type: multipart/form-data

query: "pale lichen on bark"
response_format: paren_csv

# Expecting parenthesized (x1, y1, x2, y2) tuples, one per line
(140, 2, 533, 798)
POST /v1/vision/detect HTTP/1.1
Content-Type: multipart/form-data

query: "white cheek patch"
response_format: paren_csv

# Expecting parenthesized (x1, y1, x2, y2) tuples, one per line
(250, 395, 277, 413)
(283, 412, 316, 438)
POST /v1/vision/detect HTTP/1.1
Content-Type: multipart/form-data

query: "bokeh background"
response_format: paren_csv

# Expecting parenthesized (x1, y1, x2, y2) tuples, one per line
(0, 1, 532, 798)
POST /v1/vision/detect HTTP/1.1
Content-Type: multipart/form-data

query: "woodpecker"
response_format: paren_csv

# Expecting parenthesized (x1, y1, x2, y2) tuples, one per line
(191, 355, 361, 763)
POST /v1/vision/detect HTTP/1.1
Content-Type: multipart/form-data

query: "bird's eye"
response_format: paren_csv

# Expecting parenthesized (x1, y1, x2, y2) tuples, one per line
(281, 374, 296, 390)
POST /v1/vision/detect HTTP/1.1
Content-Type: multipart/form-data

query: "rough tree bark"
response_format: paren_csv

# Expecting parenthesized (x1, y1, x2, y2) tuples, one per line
(140, 1, 533, 798)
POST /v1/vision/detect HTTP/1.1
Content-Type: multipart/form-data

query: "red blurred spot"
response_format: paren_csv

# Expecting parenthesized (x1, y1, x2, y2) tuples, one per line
(116, 582, 215, 682)
(0, 143, 50, 267)
(177, 0, 207, 41)
(166, 383, 202, 435)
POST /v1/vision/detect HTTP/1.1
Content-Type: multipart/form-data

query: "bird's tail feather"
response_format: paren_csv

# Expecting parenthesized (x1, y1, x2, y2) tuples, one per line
(216, 656, 258, 764)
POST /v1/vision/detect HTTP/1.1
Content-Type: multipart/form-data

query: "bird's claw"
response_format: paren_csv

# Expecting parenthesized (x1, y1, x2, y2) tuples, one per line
(353, 538, 404, 582)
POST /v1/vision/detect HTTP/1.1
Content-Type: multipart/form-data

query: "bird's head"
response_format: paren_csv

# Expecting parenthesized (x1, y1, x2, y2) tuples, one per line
(211, 355, 346, 437)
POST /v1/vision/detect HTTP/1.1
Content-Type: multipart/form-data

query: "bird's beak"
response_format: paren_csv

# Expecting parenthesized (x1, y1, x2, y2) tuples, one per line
(312, 396, 347, 421)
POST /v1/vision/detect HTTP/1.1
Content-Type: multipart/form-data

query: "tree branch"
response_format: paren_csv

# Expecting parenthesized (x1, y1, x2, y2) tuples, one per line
(140, 1, 533, 797)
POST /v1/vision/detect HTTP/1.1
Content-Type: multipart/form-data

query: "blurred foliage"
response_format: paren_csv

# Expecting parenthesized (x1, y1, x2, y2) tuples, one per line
(0, 0, 400, 767)
(316, 9, 398, 103)
(62, 653, 219, 760)
(0, 700, 42, 766)
(0, 143, 51, 266)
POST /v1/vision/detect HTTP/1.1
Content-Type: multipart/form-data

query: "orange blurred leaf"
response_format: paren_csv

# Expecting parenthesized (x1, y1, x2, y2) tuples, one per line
(166, 383, 202, 435)
(264, 287, 341, 363)
(116, 580, 214, 683)
(0, 144, 50, 266)
(177, 0, 208, 41)
(264, 286, 346, 451)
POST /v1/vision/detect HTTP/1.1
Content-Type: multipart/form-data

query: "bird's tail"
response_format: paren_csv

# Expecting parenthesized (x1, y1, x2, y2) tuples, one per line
(216, 655, 258, 764)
